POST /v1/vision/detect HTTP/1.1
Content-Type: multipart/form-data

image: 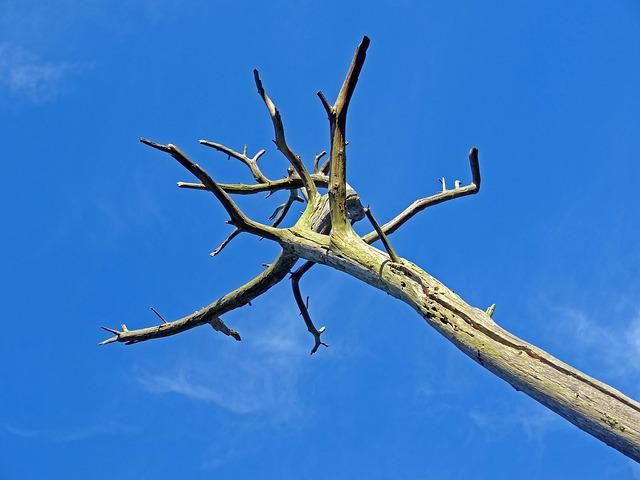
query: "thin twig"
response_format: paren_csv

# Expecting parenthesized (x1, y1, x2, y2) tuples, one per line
(313, 151, 327, 174)
(150, 307, 169, 324)
(200, 140, 269, 183)
(365, 208, 400, 263)
(140, 138, 279, 241)
(211, 228, 242, 257)
(177, 174, 331, 195)
(291, 261, 327, 354)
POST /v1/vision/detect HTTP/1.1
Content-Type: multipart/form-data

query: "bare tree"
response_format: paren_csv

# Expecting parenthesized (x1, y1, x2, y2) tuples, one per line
(100, 36, 640, 462)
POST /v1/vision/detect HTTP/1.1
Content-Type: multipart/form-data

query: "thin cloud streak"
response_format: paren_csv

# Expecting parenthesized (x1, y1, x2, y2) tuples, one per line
(550, 307, 640, 380)
(0, 43, 82, 102)
(136, 301, 317, 418)
(3, 421, 134, 442)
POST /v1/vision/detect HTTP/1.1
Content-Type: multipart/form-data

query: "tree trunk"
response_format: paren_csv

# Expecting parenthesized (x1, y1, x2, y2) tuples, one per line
(106, 35, 640, 463)
(280, 227, 640, 462)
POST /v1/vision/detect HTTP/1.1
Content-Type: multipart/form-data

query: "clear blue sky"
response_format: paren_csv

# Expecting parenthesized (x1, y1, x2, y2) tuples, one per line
(1, 1, 639, 478)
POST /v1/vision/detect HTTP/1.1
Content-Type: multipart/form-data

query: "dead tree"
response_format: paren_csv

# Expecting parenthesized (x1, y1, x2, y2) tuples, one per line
(100, 36, 640, 462)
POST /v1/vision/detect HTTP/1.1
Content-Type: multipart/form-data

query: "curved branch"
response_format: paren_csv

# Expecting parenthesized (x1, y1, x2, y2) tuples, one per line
(200, 140, 269, 183)
(362, 147, 480, 244)
(270, 189, 304, 228)
(100, 252, 299, 345)
(253, 69, 318, 202)
(313, 151, 327, 174)
(140, 138, 281, 241)
(210, 186, 303, 257)
(291, 261, 327, 355)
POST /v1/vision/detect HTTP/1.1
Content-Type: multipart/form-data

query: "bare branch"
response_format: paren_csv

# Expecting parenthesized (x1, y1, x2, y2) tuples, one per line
(322, 35, 371, 234)
(100, 252, 299, 345)
(334, 36, 371, 119)
(211, 227, 242, 257)
(319, 156, 331, 175)
(270, 189, 303, 228)
(364, 208, 400, 263)
(291, 260, 327, 354)
(140, 138, 281, 241)
(317, 91, 332, 116)
(313, 151, 327, 174)
(200, 139, 269, 183)
(177, 173, 331, 195)
(209, 316, 241, 341)
(253, 69, 318, 202)
(150, 307, 169, 324)
(362, 147, 480, 244)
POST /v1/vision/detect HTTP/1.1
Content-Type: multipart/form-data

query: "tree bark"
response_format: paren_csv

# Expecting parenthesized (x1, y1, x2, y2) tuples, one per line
(276, 226, 640, 462)
(103, 35, 640, 462)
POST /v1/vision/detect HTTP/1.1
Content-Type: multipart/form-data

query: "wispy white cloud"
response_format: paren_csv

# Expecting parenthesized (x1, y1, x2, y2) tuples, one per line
(468, 403, 561, 445)
(3, 420, 134, 442)
(549, 307, 640, 380)
(0, 43, 82, 102)
(136, 301, 318, 419)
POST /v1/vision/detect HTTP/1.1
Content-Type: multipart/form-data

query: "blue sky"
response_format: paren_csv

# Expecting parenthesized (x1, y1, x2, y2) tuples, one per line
(1, 0, 639, 478)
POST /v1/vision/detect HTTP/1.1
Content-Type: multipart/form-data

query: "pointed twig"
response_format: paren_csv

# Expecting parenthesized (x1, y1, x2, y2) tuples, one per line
(150, 307, 169, 324)
(290, 261, 328, 355)
(200, 140, 269, 183)
(317, 91, 332, 116)
(362, 147, 481, 244)
(100, 252, 299, 346)
(313, 151, 327, 173)
(140, 138, 280, 241)
(270, 189, 303, 228)
(319, 156, 331, 175)
(209, 317, 241, 341)
(211, 228, 242, 257)
(364, 208, 400, 263)
(321, 35, 371, 234)
(486, 304, 496, 318)
(253, 69, 318, 202)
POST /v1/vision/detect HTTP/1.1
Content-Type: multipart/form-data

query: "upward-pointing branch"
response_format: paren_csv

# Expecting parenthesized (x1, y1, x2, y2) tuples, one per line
(253, 69, 318, 203)
(318, 35, 370, 234)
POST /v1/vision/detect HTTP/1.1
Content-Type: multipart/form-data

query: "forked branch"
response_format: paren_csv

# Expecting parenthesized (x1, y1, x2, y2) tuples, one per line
(200, 140, 269, 183)
(318, 36, 370, 234)
(140, 138, 280, 241)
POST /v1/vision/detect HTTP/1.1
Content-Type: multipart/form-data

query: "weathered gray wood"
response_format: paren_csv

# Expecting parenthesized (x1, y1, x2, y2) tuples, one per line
(101, 35, 640, 463)
(276, 225, 640, 461)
